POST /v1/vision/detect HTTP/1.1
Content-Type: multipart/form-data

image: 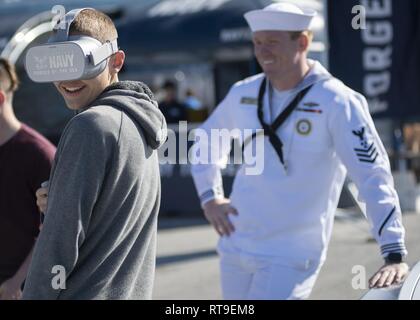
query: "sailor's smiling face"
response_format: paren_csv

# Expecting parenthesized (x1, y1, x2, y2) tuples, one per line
(252, 30, 302, 79)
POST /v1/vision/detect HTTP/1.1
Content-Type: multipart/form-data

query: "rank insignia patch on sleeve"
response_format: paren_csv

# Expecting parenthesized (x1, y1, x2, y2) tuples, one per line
(352, 127, 379, 163)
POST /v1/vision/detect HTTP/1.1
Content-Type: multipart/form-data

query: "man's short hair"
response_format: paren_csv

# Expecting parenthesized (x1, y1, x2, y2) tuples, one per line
(0, 57, 19, 93)
(68, 9, 118, 44)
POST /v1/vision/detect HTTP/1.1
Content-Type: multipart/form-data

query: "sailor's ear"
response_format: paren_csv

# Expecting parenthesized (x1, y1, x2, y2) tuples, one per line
(297, 33, 310, 52)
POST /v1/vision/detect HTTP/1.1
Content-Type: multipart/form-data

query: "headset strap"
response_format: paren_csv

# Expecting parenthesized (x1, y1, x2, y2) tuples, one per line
(51, 8, 92, 42)
(91, 39, 119, 65)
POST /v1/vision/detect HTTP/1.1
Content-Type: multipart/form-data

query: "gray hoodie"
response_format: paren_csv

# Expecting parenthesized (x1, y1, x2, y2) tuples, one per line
(22, 81, 167, 300)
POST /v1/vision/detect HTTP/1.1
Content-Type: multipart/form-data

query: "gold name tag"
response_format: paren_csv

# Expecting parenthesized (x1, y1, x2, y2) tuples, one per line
(240, 97, 258, 105)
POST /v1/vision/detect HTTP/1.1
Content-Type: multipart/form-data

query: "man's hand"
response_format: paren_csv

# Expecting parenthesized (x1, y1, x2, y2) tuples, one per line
(203, 198, 238, 237)
(36, 180, 49, 213)
(369, 262, 409, 288)
(0, 276, 23, 300)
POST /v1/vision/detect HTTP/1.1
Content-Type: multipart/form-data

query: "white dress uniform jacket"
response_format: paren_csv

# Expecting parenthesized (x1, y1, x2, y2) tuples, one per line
(191, 60, 407, 269)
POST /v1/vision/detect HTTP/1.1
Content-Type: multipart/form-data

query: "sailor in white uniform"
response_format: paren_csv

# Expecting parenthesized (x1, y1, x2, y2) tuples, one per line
(190, 2, 409, 299)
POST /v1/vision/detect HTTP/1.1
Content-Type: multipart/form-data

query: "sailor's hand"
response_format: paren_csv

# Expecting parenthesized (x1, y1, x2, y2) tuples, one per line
(203, 198, 238, 237)
(369, 262, 409, 288)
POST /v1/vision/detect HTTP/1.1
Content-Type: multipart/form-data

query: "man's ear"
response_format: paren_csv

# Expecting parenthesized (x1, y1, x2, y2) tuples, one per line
(298, 34, 310, 52)
(110, 50, 125, 74)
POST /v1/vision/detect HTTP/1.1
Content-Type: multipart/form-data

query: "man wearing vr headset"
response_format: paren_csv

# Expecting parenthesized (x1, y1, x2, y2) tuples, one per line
(22, 8, 167, 299)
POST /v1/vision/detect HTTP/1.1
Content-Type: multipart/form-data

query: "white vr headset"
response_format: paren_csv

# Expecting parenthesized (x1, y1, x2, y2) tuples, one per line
(25, 8, 119, 83)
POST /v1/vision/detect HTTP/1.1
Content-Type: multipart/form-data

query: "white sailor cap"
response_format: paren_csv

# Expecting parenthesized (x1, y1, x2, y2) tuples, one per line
(244, 2, 317, 32)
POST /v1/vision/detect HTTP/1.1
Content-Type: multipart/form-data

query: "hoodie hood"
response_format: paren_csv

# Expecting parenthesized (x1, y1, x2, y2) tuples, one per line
(90, 81, 167, 150)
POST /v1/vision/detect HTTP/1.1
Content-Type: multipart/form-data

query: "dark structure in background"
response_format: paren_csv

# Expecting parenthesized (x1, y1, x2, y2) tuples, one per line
(328, 0, 420, 120)
(328, 0, 420, 206)
(117, 0, 272, 103)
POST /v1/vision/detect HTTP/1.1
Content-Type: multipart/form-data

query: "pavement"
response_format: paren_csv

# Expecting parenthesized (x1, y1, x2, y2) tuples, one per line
(153, 209, 420, 300)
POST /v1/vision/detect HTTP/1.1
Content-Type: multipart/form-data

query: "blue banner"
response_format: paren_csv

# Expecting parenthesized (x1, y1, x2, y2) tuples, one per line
(328, 0, 420, 119)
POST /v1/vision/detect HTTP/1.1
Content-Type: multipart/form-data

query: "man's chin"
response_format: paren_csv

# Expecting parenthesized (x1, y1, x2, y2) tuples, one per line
(64, 100, 85, 111)
(262, 68, 276, 77)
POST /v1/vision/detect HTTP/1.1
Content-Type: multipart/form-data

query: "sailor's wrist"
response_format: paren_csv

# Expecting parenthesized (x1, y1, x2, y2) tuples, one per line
(384, 252, 405, 264)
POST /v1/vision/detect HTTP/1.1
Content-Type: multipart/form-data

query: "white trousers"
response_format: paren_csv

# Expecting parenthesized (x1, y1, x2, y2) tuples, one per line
(218, 239, 322, 300)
